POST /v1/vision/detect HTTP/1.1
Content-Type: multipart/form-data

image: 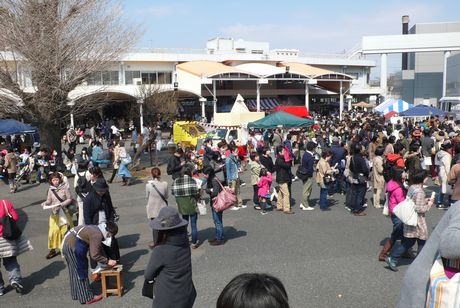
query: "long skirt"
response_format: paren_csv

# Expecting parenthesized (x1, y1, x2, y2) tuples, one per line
(62, 234, 94, 304)
(118, 162, 132, 178)
(48, 212, 74, 250)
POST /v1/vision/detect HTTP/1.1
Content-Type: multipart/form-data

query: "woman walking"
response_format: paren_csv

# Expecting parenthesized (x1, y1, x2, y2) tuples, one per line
(203, 166, 225, 245)
(145, 207, 196, 308)
(372, 146, 385, 209)
(378, 168, 406, 261)
(4, 147, 17, 193)
(386, 169, 435, 271)
(117, 141, 132, 186)
(315, 149, 334, 211)
(0, 199, 33, 295)
(108, 140, 120, 184)
(42, 172, 74, 259)
(146, 167, 169, 246)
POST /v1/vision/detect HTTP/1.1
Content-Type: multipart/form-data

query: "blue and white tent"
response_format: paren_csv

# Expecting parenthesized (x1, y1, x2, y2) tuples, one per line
(374, 98, 413, 115)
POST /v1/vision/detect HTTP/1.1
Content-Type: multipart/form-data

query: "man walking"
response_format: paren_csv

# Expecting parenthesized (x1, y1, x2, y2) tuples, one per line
(299, 142, 316, 211)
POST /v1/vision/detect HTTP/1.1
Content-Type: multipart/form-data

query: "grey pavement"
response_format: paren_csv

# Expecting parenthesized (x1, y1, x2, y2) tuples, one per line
(0, 154, 445, 308)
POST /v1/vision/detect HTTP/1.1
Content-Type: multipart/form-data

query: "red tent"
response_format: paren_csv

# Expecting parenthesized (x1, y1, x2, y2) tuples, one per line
(384, 111, 398, 118)
(274, 106, 309, 118)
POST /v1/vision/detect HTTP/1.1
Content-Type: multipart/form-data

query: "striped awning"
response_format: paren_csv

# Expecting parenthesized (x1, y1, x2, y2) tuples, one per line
(246, 98, 279, 111)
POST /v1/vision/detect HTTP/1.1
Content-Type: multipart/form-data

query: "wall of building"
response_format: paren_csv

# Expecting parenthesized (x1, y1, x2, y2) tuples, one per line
(447, 52, 460, 97)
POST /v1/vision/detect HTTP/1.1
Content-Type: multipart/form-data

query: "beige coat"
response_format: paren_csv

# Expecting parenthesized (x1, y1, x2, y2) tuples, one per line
(372, 156, 385, 189)
(112, 145, 121, 169)
(315, 158, 332, 188)
(4, 152, 17, 174)
(146, 179, 169, 219)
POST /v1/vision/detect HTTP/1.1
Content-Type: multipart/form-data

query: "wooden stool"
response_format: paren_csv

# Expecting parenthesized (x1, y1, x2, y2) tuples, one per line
(101, 265, 124, 298)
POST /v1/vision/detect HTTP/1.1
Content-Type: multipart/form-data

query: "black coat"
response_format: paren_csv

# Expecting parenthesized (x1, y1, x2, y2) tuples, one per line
(260, 155, 275, 174)
(275, 157, 292, 184)
(167, 155, 183, 180)
(83, 190, 115, 225)
(144, 227, 196, 308)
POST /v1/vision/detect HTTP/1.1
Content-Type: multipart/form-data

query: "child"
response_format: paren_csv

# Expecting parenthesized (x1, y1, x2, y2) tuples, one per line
(257, 168, 273, 215)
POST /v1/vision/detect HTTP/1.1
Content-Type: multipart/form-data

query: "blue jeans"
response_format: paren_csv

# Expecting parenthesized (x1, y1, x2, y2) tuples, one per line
(182, 214, 198, 244)
(391, 237, 426, 263)
(319, 187, 328, 210)
(211, 208, 224, 241)
(350, 183, 366, 213)
(0, 256, 22, 289)
(390, 215, 404, 244)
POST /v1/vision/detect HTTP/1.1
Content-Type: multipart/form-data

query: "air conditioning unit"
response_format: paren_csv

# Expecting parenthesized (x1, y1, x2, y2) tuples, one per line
(133, 78, 142, 85)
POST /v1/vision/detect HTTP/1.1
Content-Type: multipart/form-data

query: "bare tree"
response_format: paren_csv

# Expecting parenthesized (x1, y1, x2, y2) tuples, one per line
(131, 83, 178, 167)
(0, 0, 138, 150)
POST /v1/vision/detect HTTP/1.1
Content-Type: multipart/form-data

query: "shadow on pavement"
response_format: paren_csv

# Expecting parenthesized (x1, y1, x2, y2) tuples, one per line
(118, 233, 140, 249)
(23, 260, 66, 294)
(198, 226, 247, 242)
(121, 249, 149, 294)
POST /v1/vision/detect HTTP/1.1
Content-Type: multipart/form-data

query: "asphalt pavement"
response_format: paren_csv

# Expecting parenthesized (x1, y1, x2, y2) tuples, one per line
(0, 151, 445, 308)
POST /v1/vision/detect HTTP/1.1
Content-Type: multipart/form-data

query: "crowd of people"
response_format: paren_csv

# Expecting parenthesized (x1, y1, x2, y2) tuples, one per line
(2, 110, 460, 306)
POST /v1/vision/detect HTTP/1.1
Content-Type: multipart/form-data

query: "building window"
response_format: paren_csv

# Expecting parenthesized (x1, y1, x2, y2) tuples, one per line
(125, 71, 141, 85)
(157, 72, 172, 84)
(87, 71, 119, 85)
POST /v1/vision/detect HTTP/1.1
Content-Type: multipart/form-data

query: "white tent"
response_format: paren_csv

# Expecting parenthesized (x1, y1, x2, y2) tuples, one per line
(230, 94, 250, 113)
(374, 98, 413, 114)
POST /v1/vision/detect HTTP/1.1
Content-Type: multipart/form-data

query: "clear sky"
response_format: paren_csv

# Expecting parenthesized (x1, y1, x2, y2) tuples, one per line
(121, 0, 460, 54)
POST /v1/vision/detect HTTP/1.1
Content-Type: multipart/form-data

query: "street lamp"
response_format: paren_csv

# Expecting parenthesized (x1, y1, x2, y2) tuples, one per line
(199, 97, 207, 120)
(137, 99, 144, 128)
(67, 100, 75, 128)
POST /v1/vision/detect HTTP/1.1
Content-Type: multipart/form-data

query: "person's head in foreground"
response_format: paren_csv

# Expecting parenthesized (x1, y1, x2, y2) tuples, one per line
(216, 273, 289, 308)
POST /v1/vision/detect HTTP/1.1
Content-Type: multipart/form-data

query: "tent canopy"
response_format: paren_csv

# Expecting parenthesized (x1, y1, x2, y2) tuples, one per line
(398, 105, 448, 117)
(247, 111, 314, 129)
(274, 106, 310, 118)
(384, 111, 398, 118)
(0, 119, 37, 135)
(374, 98, 413, 114)
(353, 101, 374, 108)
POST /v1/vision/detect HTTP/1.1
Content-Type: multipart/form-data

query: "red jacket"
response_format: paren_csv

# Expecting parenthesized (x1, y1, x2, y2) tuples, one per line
(0, 199, 19, 237)
(386, 153, 405, 169)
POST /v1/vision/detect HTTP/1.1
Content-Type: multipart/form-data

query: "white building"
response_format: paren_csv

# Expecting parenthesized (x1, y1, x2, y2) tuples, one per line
(4, 37, 379, 123)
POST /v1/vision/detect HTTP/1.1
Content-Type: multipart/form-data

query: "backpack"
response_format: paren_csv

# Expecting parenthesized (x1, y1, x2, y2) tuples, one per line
(75, 172, 91, 197)
(383, 158, 401, 182)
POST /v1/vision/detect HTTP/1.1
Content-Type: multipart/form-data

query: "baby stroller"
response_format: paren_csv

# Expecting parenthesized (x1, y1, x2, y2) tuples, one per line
(15, 157, 34, 188)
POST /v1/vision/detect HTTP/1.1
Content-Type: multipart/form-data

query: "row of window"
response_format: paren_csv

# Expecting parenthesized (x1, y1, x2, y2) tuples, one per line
(86, 71, 173, 86)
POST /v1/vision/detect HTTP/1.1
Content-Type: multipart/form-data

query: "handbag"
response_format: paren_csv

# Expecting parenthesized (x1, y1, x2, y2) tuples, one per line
(51, 189, 77, 216)
(382, 194, 389, 216)
(197, 200, 207, 216)
(1, 200, 22, 240)
(121, 155, 132, 165)
(213, 179, 237, 212)
(296, 166, 309, 181)
(151, 183, 168, 205)
(142, 279, 155, 299)
(393, 192, 418, 226)
(426, 255, 460, 308)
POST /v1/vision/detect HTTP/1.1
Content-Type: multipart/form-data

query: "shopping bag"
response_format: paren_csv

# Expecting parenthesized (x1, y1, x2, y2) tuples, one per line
(393, 195, 417, 226)
(1, 200, 22, 240)
(213, 179, 237, 212)
(197, 200, 207, 216)
(382, 194, 389, 216)
(426, 255, 460, 308)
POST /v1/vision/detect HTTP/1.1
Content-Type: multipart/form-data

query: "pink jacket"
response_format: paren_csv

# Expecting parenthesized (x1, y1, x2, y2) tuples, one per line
(0, 199, 19, 237)
(386, 180, 406, 215)
(257, 173, 272, 197)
